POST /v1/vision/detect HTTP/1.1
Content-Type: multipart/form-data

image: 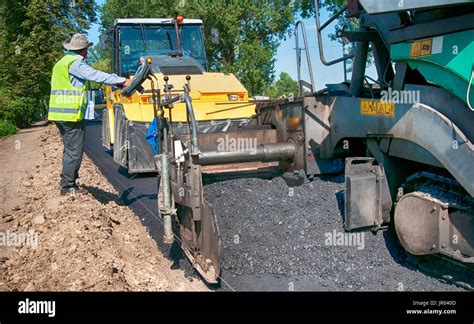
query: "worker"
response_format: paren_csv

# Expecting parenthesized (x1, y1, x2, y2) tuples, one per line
(48, 33, 131, 196)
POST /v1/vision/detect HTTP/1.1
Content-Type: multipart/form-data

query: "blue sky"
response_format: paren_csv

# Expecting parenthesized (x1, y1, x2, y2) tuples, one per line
(87, 1, 376, 90)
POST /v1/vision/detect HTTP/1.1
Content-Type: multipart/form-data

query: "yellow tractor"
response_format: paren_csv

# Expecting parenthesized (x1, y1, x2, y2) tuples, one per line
(100, 16, 256, 173)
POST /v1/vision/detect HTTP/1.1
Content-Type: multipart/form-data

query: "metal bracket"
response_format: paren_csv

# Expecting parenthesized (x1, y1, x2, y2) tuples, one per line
(344, 157, 392, 231)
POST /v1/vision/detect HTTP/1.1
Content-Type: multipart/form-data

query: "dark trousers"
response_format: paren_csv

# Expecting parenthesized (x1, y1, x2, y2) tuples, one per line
(55, 119, 86, 190)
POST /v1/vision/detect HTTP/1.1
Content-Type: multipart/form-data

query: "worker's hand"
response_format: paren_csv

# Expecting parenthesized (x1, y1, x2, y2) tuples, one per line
(122, 79, 132, 87)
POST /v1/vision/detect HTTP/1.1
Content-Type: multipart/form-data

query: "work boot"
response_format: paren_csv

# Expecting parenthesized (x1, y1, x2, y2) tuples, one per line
(60, 187, 75, 196)
(60, 185, 87, 196)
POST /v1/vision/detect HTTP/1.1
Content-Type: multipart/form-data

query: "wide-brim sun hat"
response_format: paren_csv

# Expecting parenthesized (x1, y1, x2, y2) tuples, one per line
(63, 33, 93, 50)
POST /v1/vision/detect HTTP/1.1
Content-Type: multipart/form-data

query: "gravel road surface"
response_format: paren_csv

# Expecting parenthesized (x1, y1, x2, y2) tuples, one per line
(84, 122, 470, 291)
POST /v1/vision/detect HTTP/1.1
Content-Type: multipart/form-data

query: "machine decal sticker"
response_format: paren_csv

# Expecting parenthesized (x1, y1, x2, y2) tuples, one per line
(360, 100, 395, 118)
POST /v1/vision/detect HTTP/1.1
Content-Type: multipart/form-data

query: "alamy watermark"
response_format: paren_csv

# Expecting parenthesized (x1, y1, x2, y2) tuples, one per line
(380, 87, 420, 104)
(18, 298, 55, 317)
(324, 229, 365, 250)
(50, 90, 96, 105)
(217, 134, 257, 154)
(0, 230, 38, 249)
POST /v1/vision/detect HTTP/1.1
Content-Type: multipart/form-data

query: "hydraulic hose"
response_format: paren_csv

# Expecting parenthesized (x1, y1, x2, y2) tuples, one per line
(467, 64, 474, 111)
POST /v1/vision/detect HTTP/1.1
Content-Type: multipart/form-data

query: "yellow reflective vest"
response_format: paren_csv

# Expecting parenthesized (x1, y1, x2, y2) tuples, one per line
(48, 55, 88, 122)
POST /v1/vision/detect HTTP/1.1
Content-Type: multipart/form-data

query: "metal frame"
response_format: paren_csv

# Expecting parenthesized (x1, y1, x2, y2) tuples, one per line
(295, 21, 315, 95)
(313, 0, 354, 66)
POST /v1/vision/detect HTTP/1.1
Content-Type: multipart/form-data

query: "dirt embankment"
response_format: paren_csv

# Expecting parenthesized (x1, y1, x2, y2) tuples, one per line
(0, 125, 207, 291)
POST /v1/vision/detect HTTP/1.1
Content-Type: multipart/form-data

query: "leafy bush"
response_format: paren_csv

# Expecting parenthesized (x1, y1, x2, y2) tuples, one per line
(0, 120, 18, 137)
(0, 87, 44, 128)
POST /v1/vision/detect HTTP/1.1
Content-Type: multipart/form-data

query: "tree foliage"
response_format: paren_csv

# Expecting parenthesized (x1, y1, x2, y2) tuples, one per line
(0, 0, 97, 127)
(264, 72, 299, 99)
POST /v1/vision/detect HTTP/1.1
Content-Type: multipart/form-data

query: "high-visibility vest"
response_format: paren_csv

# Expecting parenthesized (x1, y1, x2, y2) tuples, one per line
(48, 54, 88, 122)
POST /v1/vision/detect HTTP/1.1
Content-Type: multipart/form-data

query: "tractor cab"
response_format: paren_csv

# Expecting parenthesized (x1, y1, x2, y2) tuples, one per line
(105, 18, 208, 77)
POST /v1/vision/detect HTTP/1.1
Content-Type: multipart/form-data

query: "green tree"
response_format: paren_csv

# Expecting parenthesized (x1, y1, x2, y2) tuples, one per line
(264, 72, 299, 99)
(0, 0, 97, 127)
(100, 0, 298, 95)
(89, 43, 112, 89)
(89, 43, 111, 72)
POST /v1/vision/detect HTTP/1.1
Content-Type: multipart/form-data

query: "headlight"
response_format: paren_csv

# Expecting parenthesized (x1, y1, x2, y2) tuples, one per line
(140, 96, 158, 104)
(228, 94, 238, 101)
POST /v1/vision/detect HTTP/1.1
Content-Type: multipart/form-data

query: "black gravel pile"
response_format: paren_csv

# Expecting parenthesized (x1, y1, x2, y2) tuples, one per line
(204, 175, 464, 291)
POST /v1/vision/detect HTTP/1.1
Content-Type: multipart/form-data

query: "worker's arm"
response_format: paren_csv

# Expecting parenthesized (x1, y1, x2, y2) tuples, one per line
(69, 59, 130, 86)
